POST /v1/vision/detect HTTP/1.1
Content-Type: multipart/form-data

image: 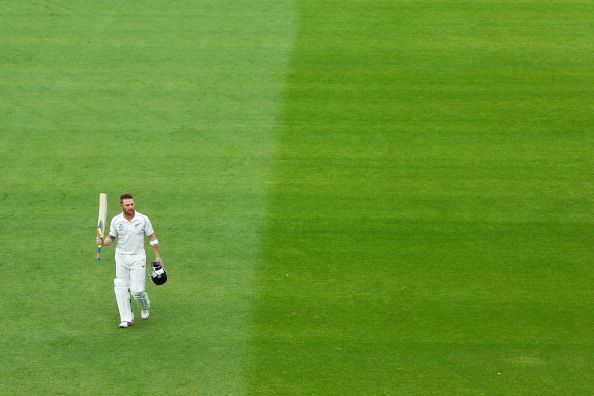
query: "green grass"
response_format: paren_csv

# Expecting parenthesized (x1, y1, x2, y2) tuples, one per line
(248, 0, 594, 394)
(1, 1, 593, 395)
(1, 1, 296, 394)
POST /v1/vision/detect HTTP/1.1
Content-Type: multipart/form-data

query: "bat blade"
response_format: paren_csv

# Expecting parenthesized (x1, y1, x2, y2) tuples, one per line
(97, 193, 107, 260)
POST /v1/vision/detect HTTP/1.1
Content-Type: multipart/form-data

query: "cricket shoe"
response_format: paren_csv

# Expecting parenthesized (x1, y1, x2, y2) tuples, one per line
(141, 309, 150, 320)
(119, 313, 135, 328)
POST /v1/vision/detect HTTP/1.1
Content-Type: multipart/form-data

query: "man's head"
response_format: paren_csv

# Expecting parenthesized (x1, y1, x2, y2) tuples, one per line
(120, 193, 135, 217)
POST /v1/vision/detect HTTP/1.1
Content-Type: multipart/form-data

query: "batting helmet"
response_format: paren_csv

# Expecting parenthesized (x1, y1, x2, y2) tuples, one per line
(150, 262, 168, 286)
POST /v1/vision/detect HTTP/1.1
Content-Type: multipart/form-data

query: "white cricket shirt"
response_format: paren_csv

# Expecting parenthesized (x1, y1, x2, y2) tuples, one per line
(109, 211, 155, 254)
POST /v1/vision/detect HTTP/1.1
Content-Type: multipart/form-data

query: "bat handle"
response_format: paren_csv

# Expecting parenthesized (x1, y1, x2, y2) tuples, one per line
(96, 229, 103, 260)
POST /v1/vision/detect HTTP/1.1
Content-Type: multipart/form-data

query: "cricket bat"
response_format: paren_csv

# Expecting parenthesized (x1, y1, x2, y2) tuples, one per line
(96, 193, 107, 260)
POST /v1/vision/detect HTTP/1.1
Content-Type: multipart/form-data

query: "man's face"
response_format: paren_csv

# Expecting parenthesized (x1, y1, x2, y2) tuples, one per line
(121, 198, 135, 217)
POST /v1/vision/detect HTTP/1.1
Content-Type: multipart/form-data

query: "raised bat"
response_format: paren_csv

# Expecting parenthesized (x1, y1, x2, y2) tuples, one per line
(96, 193, 107, 260)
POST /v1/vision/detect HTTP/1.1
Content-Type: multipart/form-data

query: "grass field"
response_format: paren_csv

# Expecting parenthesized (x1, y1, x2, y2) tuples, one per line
(1, 1, 593, 395)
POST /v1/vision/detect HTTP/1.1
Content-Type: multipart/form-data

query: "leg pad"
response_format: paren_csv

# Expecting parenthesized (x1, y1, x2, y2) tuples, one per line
(114, 278, 133, 322)
(131, 289, 151, 310)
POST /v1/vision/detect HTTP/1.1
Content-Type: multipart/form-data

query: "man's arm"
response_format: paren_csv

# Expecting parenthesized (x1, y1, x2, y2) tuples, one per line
(97, 235, 116, 247)
(148, 233, 162, 264)
(97, 218, 117, 248)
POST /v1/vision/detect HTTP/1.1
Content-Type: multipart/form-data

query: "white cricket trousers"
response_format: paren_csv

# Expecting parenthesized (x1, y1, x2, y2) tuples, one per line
(115, 252, 147, 293)
(114, 252, 149, 322)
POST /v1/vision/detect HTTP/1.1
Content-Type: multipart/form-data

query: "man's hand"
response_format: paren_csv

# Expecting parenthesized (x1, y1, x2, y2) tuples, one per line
(100, 236, 113, 246)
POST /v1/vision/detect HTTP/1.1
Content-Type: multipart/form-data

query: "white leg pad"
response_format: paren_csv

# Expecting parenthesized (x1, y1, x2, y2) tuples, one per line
(114, 278, 133, 322)
(131, 289, 151, 310)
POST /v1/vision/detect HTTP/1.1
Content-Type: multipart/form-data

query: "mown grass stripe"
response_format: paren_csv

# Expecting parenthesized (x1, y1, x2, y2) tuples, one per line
(0, 2, 297, 394)
(247, 1, 594, 394)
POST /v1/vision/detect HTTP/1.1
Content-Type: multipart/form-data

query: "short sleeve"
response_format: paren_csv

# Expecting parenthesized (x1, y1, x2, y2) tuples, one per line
(109, 217, 118, 238)
(144, 215, 155, 236)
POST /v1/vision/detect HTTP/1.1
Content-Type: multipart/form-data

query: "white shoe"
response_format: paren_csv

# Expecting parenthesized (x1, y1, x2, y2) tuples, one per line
(141, 309, 150, 320)
(119, 313, 134, 328)
(119, 320, 133, 328)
